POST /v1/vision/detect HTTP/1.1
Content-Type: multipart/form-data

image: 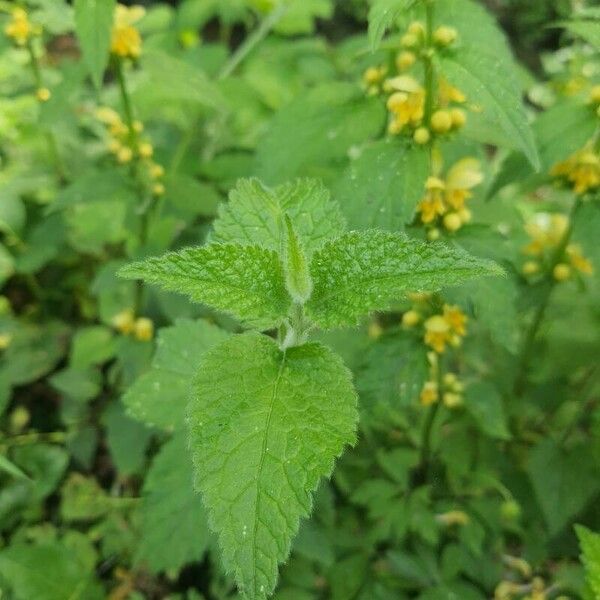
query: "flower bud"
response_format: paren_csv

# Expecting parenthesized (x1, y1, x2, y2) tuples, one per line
(553, 263, 571, 281)
(396, 51, 416, 71)
(431, 110, 453, 134)
(433, 26, 458, 47)
(134, 317, 154, 342)
(402, 310, 421, 327)
(450, 108, 467, 128)
(443, 213, 462, 232)
(36, 87, 51, 102)
(414, 127, 431, 145)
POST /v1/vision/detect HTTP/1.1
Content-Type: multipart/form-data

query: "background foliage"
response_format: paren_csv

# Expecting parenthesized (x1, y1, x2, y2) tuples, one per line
(0, 0, 599, 599)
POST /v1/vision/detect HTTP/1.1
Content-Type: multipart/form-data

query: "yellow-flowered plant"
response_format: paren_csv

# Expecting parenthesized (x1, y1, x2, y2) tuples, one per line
(95, 106, 165, 193)
(111, 4, 145, 60)
(417, 158, 484, 238)
(4, 7, 39, 46)
(362, 20, 468, 142)
(522, 213, 593, 282)
(551, 145, 600, 196)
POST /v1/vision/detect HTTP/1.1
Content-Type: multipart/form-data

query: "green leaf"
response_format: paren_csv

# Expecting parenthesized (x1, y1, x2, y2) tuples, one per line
(575, 525, 600, 598)
(274, 0, 334, 36)
(305, 231, 502, 329)
(135, 434, 210, 573)
(73, 0, 116, 89)
(0, 454, 29, 481)
(212, 178, 346, 255)
(440, 48, 540, 170)
(188, 333, 357, 599)
(464, 382, 510, 440)
(119, 244, 291, 330)
(528, 440, 600, 535)
(255, 83, 386, 184)
(282, 215, 313, 304)
(368, 0, 416, 51)
(0, 538, 103, 600)
(561, 19, 600, 49)
(334, 139, 429, 231)
(124, 319, 229, 430)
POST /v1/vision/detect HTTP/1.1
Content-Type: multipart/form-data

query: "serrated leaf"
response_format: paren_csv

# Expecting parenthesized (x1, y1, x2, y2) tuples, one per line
(119, 244, 291, 330)
(334, 139, 429, 231)
(135, 434, 210, 573)
(368, 0, 416, 51)
(73, 0, 116, 89)
(576, 525, 600, 598)
(188, 333, 357, 599)
(124, 319, 229, 430)
(305, 230, 502, 329)
(440, 48, 539, 170)
(282, 215, 313, 304)
(212, 178, 346, 255)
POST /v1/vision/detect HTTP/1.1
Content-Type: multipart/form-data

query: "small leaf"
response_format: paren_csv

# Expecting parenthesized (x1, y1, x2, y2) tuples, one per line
(73, 0, 116, 89)
(368, 0, 417, 51)
(212, 178, 346, 255)
(188, 333, 358, 599)
(135, 434, 210, 573)
(306, 230, 502, 329)
(440, 48, 540, 170)
(281, 215, 313, 304)
(575, 525, 600, 598)
(119, 244, 291, 330)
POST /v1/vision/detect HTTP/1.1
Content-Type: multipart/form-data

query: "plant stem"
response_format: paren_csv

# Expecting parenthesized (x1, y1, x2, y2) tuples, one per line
(513, 197, 583, 395)
(26, 40, 67, 183)
(1, 431, 66, 447)
(423, 0, 435, 127)
(419, 401, 440, 480)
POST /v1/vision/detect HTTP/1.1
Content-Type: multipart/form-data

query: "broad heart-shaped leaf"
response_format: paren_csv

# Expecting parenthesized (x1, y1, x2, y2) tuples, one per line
(188, 333, 358, 599)
(211, 178, 346, 255)
(440, 48, 540, 170)
(135, 434, 210, 573)
(575, 525, 600, 598)
(119, 244, 291, 330)
(74, 0, 116, 89)
(305, 230, 502, 329)
(333, 139, 429, 231)
(368, 0, 417, 51)
(123, 319, 229, 430)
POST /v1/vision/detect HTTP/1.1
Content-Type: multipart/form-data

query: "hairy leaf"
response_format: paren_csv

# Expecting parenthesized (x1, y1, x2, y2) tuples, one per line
(188, 333, 357, 599)
(212, 178, 345, 255)
(440, 48, 539, 170)
(575, 525, 600, 598)
(74, 0, 116, 89)
(135, 434, 210, 573)
(334, 139, 429, 230)
(119, 244, 291, 329)
(124, 319, 229, 430)
(306, 231, 502, 329)
(282, 215, 313, 304)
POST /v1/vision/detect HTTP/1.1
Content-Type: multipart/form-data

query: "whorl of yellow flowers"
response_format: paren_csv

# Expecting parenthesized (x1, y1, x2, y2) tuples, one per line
(4, 8, 40, 46)
(111, 4, 145, 60)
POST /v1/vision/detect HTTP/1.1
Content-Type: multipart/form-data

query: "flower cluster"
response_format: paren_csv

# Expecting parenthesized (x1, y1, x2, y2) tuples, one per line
(403, 297, 469, 354)
(521, 213, 593, 282)
(111, 4, 145, 60)
(362, 21, 467, 144)
(417, 158, 483, 238)
(95, 106, 165, 196)
(111, 309, 154, 342)
(551, 145, 600, 196)
(419, 352, 465, 409)
(4, 8, 40, 46)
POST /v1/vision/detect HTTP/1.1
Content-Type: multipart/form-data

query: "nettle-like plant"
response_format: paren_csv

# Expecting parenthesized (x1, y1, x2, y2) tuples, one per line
(120, 178, 500, 598)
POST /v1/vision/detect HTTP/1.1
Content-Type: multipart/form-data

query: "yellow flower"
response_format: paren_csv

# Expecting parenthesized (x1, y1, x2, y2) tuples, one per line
(138, 142, 153, 158)
(386, 76, 425, 133)
(418, 177, 446, 224)
(523, 213, 569, 256)
(551, 147, 600, 195)
(111, 4, 145, 59)
(553, 263, 571, 282)
(4, 8, 37, 46)
(413, 127, 430, 145)
(117, 146, 133, 164)
(443, 304, 468, 337)
(431, 110, 453, 134)
(363, 66, 386, 86)
(443, 392, 463, 408)
(566, 244, 593, 275)
(112, 309, 135, 335)
(438, 78, 466, 105)
(402, 310, 421, 327)
(420, 381, 439, 406)
(396, 51, 416, 72)
(522, 260, 540, 276)
(424, 315, 451, 353)
(95, 106, 122, 126)
(134, 317, 154, 342)
(433, 26, 458, 47)
(36, 87, 51, 102)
